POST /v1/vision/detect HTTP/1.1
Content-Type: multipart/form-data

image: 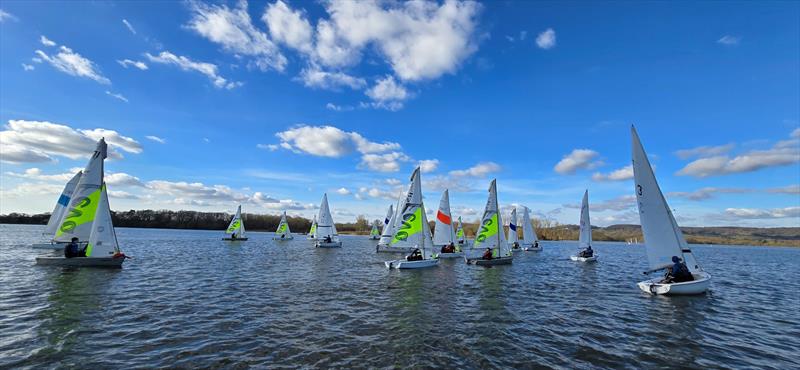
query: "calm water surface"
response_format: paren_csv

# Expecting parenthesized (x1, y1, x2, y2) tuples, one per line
(1, 224, 799, 369)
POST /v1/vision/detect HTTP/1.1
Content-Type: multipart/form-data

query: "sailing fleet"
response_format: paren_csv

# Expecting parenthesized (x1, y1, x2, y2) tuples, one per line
(29, 127, 710, 295)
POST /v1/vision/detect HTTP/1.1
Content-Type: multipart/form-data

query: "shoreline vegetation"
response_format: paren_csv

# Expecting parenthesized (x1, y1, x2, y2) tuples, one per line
(2, 210, 798, 247)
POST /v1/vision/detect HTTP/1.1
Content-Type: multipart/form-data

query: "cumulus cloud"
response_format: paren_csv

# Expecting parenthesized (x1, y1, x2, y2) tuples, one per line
(356, 186, 402, 201)
(147, 180, 250, 202)
(365, 76, 409, 110)
(186, 0, 287, 71)
(263, 0, 313, 53)
(21, 63, 34, 71)
(767, 184, 800, 194)
(0, 120, 142, 163)
(108, 190, 144, 200)
(564, 195, 636, 212)
(449, 162, 501, 178)
(35, 45, 110, 84)
(0, 9, 18, 22)
(275, 125, 400, 159)
(117, 59, 148, 70)
(122, 19, 136, 34)
(256, 143, 279, 151)
(105, 91, 129, 103)
(668, 187, 751, 201)
(554, 149, 602, 174)
(723, 207, 799, 219)
(106, 173, 145, 187)
(40, 35, 56, 47)
(592, 165, 633, 181)
(5, 167, 80, 183)
(675, 143, 735, 159)
(717, 35, 740, 46)
(297, 66, 366, 90)
(418, 159, 439, 173)
(359, 152, 411, 172)
(325, 103, 354, 111)
(336, 187, 351, 195)
(677, 131, 800, 177)
(145, 51, 241, 89)
(146, 135, 166, 144)
(536, 28, 556, 49)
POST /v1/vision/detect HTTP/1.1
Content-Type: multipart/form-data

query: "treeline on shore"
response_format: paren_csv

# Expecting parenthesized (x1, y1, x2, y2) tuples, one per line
(2, 210, 798, 247)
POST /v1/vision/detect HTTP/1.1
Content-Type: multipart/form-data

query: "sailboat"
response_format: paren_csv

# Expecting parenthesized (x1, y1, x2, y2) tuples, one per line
(368, 221, 381, 240)
(273, 211, 294, 240)
(521, 207, 542, 251)
(455, 216, 467, 247)
(31, 170, 83, 249)
(433, 189, 463, 258)
(466, 179, 512, 266)
(376, 196, 415, 254)
(314, 193, 342, 248)
(222, 205, 247, 241)
(632, 126, 710, 295)
(508, 207, 521, 251)
(571, 190, 598, 262)
(36, 138, 127, 267)
(385, 167, 439, 269)
(307, 215, 317, 240)
(373, 204, 394, 246)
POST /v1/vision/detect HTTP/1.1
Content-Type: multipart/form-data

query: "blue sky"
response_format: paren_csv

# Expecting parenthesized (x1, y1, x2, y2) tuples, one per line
(1, 0, 798, 227)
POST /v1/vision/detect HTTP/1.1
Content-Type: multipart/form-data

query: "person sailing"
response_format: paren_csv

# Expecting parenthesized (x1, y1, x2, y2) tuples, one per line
(324, 235, 332, 243)
(662, 256, 694, 283)
(441, 242, 456, 253)
(230, 232, 238, 240)
(406, 248, 423, 261)
(482, 247, 493, 260)
(578, 244, 593, 258)
(64, 237, 85, 258)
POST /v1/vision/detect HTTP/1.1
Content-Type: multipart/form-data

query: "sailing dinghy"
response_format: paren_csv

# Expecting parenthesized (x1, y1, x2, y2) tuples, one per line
(508, 207, 521, 251)
(368, 221, 381, 240)
(632, 126, 710, 295)
(466, 179, 513, 266)
(433, 189, 463, 258)
(373, 204, 394, 247)
(376, 197, 414, 254)
(521, 207, 542, 251)
(35, 139, 127, 268)
(570, 190, 597, 262)
(31, 171, 83, 249)
(385, 167, 439, 269)
(307, 216, 317, 240)
(273, 211, 294, 240)
(455, 216, 468, 248)
(222, 205, 248, 241)
(314, 193, 342, 248)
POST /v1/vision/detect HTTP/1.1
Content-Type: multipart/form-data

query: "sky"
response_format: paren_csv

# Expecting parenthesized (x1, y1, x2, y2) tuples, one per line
(0, 0, 798, 228)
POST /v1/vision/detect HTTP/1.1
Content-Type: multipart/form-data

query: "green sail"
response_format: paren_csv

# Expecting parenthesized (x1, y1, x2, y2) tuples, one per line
(390, 207, 423, 245)
(472, 213, 498, 249)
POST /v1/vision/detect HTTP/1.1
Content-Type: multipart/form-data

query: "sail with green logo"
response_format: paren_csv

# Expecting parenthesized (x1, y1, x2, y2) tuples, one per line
(388, 167, 435, 259)
(54, 139, 107, 243)
(273, 211, 294, 240)
(468, 179, 511, 262)
(307, 215, 317, 239)
(85, 183, 120, 257)
(369, 221, 380, 240)
(223, 205, 247, 240)
(455, 216, 466, 244)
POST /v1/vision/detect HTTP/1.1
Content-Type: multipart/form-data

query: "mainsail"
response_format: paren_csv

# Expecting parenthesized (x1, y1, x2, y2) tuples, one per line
(507, 208, 519, 245)
(632, 126, 702, 273)
(85, 183, 120, 257)
(369, 221, 380, 238)
(521, 207, 539, 245)
(579, 190, 592, 249)
(472, 179, 509, 258)
(432, 189, 456, 246)
(378, 198, 401, 247)
(275, 211, 292, 237)
(389, 167, 435, 259)
(316, 193, 339, 241)
(44, 171, 82, 237)
(54, 139, 107, 243)
(380, 204, 393, 235)
(308, 216, 317, 237)
(455, 216, 466, 243)
(225, 205, 246, 237)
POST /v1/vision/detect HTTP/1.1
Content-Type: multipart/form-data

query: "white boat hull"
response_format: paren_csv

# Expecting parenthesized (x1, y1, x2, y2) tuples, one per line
(571, 255, 598, 262)
(222, 237, 248, 241)
(315, 241, 342, 248)
(437, 252, 464, 259)
(36, 256, 125, 268)
(272, 236, 294, 240)
(466, 256, 513, 266)
(385, 258, 439, 269)
(375, 245, 415, 253)
(31, 242, 67, 250)
(638, 272, 711, 295)
(523, 246, 542, 252)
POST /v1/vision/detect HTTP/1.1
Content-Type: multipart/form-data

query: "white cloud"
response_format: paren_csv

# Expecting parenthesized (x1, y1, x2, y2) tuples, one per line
(40, 35, 56, 47)
(554, 149, 602, 174)
(592, 165, 633, 181)
(186, 0, 287, 72)
(724, 207, 799, 219)
(145, 51, 241, 89)
(147, 180, 250, 202)
(717, 35, 740, 46)
(358, 152, 411, 172)
(418, 159, 439, 173)
(0, 9, 18, 22)
(5, 168, 79, 182)
(122, 19, 136, 34)
(564, 195, 636, 212)
(256, 143, 279, 151)
(356, 186, 402, 201)
(21, 63, 34, 71)
(791, 127, 800, 139)
(677, 131, 799, 177)
(106, 172, 145, 187)
(275, 125, 400, 159)
(109, 190, 143, 200)
(117, 59, 148, 70)
(384, 178, 402, 186)
(297, 66, 366, 90)
(675, 143, 735, 159)
(146, 135, 166, 144)
(668, 187, 750, 201)
(0, 120, 141, 163)
(536, 28, 556, 49)
(450, 162, 501, 177)
(336, 187, 351, 195)
(263, 0, 313, 53)
(325, 103, 354, 111)
(35, 46, 110, 84)
(365, 75, 409, 110)
(105, 91, 129, 103)
(767, 184, 800, 194)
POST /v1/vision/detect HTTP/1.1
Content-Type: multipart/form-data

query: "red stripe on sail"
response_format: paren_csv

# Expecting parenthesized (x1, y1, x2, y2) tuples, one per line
(437, 211, 452, 225)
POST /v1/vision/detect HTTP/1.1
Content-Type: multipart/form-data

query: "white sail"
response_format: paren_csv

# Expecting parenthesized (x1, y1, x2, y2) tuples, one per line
(507, 208, 519, 244)
(389, 167, 435, 258)
(472, 179, 509, 257)
(579, 190, 592, 248)
(380, 204, 394, 235)
(455, 216, 466, 243)
(85, 184, 120, 257)
(275, 211, 292, 237)
(316, 193, 339, 241)
(378, 198, 401, 246)
(632, 126, 702, 272)
(308, 216, 317, 237)
(225, 205, 246, 237)
(54, 139, 107, 243)
(432, 189, 456, 246)
(369, 221, 380, 238)
(44, 171, 82, 237)
(521, 207, 539, 244)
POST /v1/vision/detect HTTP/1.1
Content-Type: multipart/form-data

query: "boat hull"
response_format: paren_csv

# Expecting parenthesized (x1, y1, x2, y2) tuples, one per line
(523, 246, 542, 251)
(638, 272, 711, 295)
(222, 238, 248, 241)
(437, 252, 464, 259)
(385, 259, 439, 269)
(272, 236, 294, 240)
(36, 256, 125, 268)
(466, 256, 513, 266)
(375, 245, 415, 253)
(369, 236, 380, 240)
(315, 241, 342, 248)
(31, 242, 67, 250)
(571, 255, 598, 262)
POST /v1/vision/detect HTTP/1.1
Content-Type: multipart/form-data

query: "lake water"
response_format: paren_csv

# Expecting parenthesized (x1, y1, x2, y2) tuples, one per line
(1, 224, 798, 369)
